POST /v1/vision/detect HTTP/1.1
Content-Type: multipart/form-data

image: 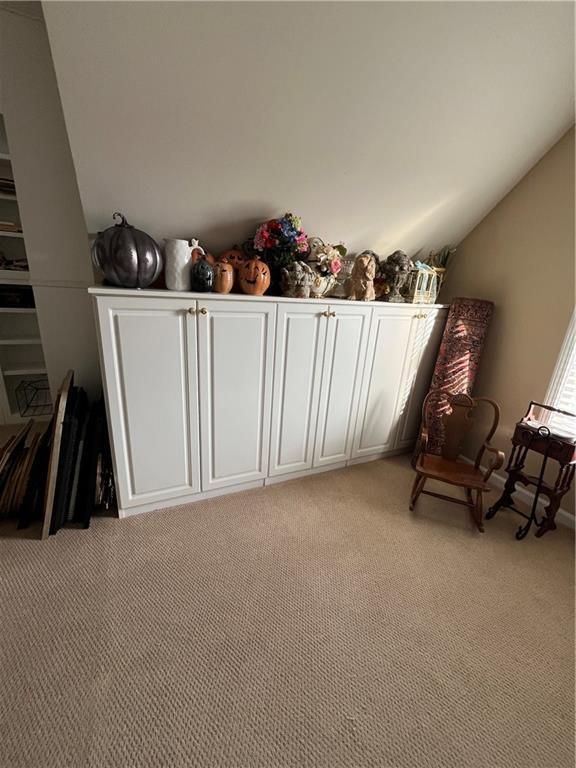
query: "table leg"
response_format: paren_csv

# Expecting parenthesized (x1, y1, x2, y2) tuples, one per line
(535, 496, 561, 538)
(487, 472, 518, 519)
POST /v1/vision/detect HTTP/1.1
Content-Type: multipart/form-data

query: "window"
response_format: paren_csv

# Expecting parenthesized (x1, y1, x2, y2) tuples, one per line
(545, 309, 576, 436)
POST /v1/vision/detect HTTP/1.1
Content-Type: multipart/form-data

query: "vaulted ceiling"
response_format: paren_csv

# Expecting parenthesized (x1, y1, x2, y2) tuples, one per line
(43, 1, 574, 256)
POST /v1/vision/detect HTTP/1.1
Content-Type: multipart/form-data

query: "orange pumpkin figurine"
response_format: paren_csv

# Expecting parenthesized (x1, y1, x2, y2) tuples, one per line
(219, 247, 245, 291)
(219, 247, 244, 270)
(213, 257, 234, 294)
(239, 257, 271, 296)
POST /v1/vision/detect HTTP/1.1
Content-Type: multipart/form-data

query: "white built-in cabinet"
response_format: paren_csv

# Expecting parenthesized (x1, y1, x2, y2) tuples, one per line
(197, 299, 275, 491)
(351, 308, 446, 459)
(91, 288, 447, 517)
(269, 303, 370, 476)
(269, 303, 327, 476)
(95, 297, 201, 509)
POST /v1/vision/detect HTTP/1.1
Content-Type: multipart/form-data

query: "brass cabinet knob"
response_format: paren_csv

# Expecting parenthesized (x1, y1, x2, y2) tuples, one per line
(330, 311, 336, 317)
(199, 307, 208, 315)
(321, 310, 330, 317)
(187, 307, 195, 315)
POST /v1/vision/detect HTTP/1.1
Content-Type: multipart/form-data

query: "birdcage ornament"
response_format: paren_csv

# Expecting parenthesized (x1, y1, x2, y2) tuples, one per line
(402, 262, 439, 304)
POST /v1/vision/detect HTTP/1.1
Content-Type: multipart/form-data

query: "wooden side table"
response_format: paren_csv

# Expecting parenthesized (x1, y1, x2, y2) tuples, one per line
(487, 402, 576, 539)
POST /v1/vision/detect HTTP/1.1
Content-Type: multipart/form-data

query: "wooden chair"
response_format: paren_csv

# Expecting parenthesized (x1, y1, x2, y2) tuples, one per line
(410, 391, 505, 532)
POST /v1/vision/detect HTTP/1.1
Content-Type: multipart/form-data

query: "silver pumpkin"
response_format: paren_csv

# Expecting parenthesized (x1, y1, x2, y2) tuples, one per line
(92, 212, 163, 289)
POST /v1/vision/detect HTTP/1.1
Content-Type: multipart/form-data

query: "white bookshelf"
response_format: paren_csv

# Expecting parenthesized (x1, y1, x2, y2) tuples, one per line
(0, 113, 51, 423)
(0, 270, 29, 284)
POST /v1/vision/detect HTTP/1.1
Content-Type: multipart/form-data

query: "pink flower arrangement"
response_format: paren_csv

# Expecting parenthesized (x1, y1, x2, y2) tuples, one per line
(253, 213, 309, 257)
(330, 257, 342, 275)
(310, 242, 345, 277)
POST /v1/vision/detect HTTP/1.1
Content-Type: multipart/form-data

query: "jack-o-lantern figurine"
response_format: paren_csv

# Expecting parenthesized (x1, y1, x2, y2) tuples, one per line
(219, 247, 244, 271)
(213, 257, 234, 294)
(190, 254, 214, 292)
(239, 257, 271, 296)
(219, 247, 245, 292)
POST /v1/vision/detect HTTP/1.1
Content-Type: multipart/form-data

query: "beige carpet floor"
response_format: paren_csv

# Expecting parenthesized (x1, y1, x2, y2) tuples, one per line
(0, 456, 574, 768)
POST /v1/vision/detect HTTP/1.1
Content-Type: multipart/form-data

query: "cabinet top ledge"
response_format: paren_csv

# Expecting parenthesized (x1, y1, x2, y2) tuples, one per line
(88, 286, 450, 309)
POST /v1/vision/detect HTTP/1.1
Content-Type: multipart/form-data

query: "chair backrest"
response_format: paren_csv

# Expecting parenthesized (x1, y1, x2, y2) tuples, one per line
(421, 390, 500, 466)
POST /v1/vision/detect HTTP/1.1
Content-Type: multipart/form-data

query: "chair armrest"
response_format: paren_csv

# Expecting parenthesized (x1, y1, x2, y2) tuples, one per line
(412, 427, 429, 469)
(482, 444, 505, 482)
(420, 428, 429, 454)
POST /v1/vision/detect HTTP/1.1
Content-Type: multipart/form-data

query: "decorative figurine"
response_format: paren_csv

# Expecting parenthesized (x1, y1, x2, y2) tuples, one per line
(212, 257, 235, 294)
(190, 253, 214, 292)
(310, 272, 336, 299)
(306, 236, 327, 265)
(347, 251, 376, 301)
(329, 256, 355, 298)
(218, 247, 244, 271)
(92, 212, 162, 289)
(239, 256, 271, 296)
(281, 260, 315, 298)
(219, 246, 245, 291)
(402, 261, 439, 304)
(306, 236, 345, 298)
(381, 250, 413, 303)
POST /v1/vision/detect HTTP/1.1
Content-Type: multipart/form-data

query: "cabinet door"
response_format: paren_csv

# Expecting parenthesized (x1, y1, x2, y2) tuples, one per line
(95, 296, 200, 510)
(351, 308, 415, 459)
(395, 309, 446, 450)
(313, 304, 371, 467)
(197, 299, 275, 490)
(269, 303, 328, 476)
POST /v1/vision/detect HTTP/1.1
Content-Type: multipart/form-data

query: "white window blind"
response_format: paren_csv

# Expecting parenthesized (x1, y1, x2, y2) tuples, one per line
(545, 309, 576, 437)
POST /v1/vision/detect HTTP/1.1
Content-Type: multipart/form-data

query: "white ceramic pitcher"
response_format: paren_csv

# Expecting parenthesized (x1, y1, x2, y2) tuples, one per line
(164, 238, 204, 291)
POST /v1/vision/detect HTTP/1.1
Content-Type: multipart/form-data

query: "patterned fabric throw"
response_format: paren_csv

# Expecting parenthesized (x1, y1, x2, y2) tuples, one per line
(424, 297, 494, 454)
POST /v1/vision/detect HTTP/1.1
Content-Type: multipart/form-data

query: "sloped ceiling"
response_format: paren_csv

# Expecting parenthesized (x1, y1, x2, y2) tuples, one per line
(42, 1, 574, 256)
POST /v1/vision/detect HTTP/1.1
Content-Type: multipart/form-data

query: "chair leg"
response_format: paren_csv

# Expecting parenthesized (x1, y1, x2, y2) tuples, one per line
(410, 475, 426, 510)
(472, 490, 485, 533)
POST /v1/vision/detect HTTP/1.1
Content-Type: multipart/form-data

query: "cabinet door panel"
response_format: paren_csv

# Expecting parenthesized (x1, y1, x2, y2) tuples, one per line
(198, 300, 275, 490)
(352, 309, 414, 458)
(314, 305, 370, 466)
(269, 304, 327, 476)
(96, 297, 200, 509)
(395, 310, 446, 449)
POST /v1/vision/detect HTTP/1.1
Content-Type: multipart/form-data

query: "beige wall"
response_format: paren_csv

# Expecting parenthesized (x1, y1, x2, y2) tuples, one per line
(0, 6, 100, 398)
(43, 1, 574, 257)
(442, 127, 575, 509)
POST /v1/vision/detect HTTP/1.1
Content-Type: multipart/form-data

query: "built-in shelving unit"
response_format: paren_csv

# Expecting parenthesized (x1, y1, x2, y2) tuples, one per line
(0, 113, 51, 423)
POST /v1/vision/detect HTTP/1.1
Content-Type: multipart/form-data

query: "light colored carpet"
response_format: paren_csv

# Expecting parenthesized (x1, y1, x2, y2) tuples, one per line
(0, 456, 574, 768)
